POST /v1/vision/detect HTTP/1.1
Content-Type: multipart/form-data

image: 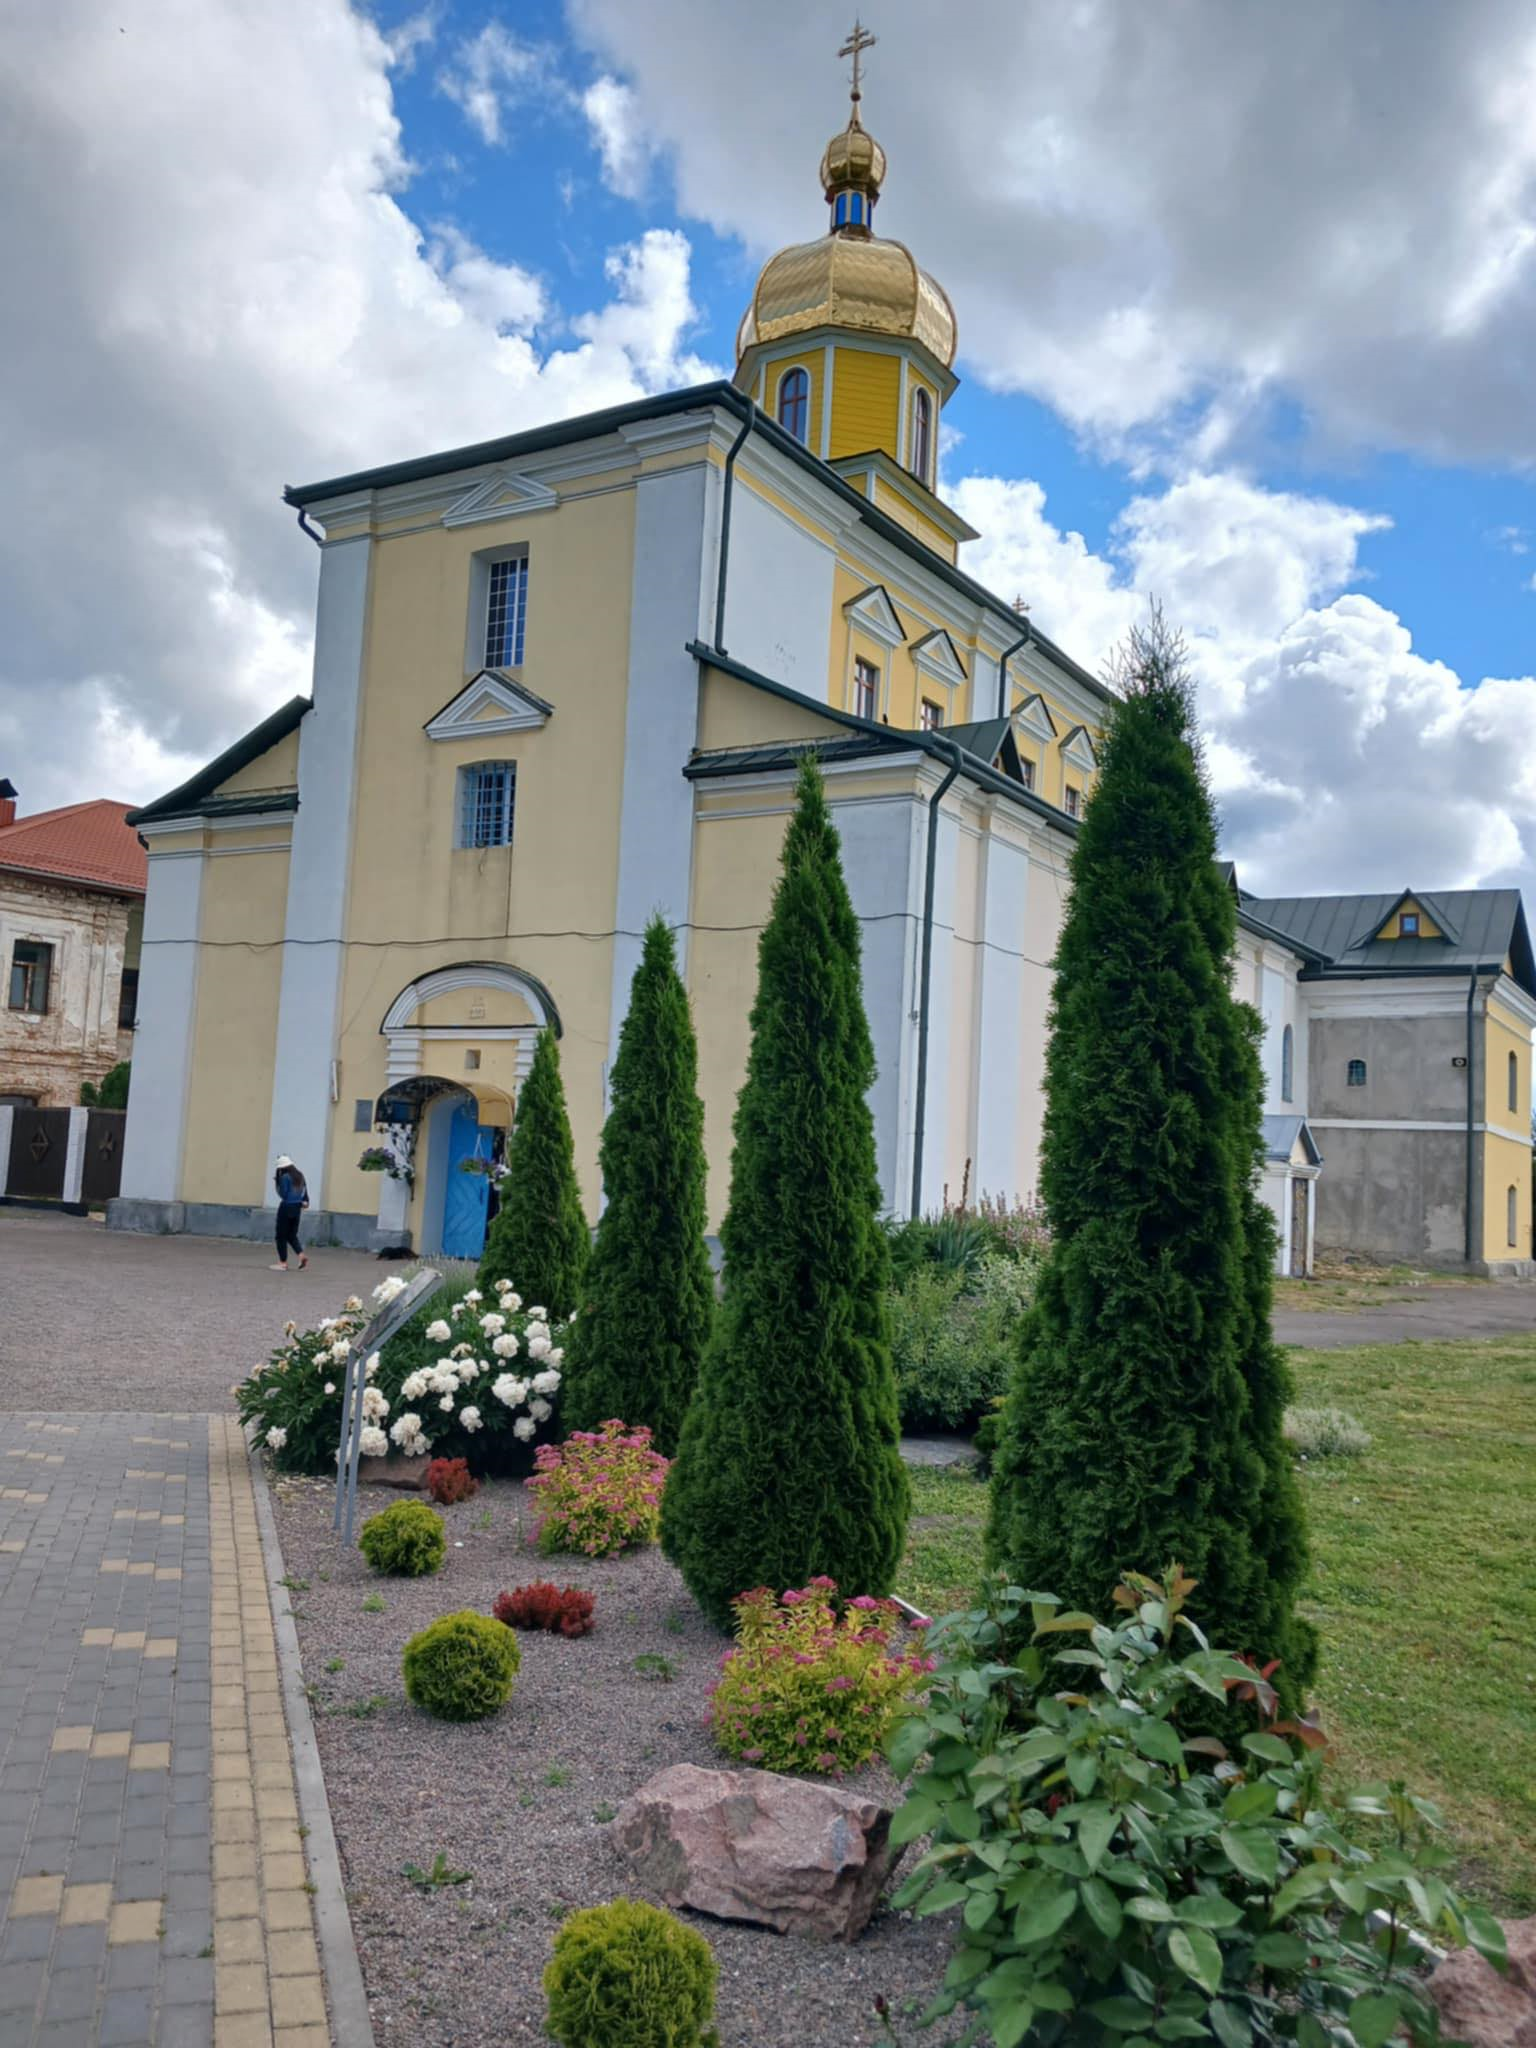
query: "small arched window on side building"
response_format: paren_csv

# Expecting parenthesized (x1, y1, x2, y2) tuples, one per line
(1281, 1023, 1294, 1104)
(1347, 1058, 1367, 1088)
(776, 366, 810, 444)
(1509, 1050, 1519, 1114)
(1508, 1183, 1519, 1248)
(910, 387, 932, 486)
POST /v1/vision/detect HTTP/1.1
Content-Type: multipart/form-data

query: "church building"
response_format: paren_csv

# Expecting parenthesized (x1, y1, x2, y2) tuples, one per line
(110, 46, 1534, 1276)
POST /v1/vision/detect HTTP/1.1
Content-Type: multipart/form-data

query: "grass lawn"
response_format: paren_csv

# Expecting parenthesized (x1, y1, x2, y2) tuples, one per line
(899, 1333, 1536, 1913)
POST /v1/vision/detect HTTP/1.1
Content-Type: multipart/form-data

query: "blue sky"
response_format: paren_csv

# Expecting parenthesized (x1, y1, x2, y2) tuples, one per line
(4, 0, 1534, 897)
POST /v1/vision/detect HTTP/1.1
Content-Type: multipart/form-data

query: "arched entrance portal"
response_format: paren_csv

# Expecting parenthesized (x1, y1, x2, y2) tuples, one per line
(371, 964, 561, 1254)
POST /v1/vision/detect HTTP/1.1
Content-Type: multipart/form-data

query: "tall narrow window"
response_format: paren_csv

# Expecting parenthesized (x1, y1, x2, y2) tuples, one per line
(1347, 1058, 1367, 1087)
(776, 367, 810, 444)
(853, 657, 879, 722)
(919, 697, 943, 732)
(1508, 1184, 1519, 1247)
(485, 558, 528, 669)
(1281, 1023, 1294, 1104)
(910, 387, 932, 485)
(1019, 756, 1036, 793)
(8, 940, 52, 1014)
(1064, 785, 1082, 820)
(118, 968, 139, 1030)
(1509, 1049, 1519, 1114)
(458, 762, 516, 849)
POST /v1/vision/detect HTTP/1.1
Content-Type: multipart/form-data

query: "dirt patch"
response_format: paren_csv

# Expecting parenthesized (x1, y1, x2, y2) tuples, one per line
(269, 1473, 959, 2048)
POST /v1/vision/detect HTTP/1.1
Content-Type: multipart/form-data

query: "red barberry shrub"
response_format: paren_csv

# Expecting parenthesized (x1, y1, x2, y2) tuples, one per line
(425, 1457, 480, 1506)
(492, 1582, 596, 1637)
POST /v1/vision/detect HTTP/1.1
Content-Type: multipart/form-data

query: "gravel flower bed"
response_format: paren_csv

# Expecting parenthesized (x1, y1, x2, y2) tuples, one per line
(269, 1473, 962, 2047)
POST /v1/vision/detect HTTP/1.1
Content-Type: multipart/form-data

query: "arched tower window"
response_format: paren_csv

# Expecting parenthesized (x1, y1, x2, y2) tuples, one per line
(1281, 1023, 1294, 1104)
(1509, 1049, 1519, 1114)
(910, 387, 932, 485)
(1508, 1184, 1519, 1247)
(776, 366, 810, 444)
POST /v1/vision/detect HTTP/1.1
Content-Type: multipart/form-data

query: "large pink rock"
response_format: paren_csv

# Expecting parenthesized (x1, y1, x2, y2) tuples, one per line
(611, 1763, 895, 1941)
(1430, 1914, 1536, 2047)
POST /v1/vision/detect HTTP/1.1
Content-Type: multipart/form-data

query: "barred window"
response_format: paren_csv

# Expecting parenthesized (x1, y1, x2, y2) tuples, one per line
(458, 762, 516, 849)
(1347, 1058, 1367, 1087)
(485, 557, 528, 669)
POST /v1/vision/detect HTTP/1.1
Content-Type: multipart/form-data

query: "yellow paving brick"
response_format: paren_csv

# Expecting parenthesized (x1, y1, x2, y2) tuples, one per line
(111, 1631, 147, 1653)
(214, 1811, 257, 1848)
(98, 1558, 128, 1573)
(258, 1821, 302, 1857)
(214, 1753, 251, 1781)
(214, 1723, 248, 1748)
(51, 1726, 93, 1753)
(270, 1976, 327, 2030)
(215, 2014, 274, 2048)
(92, 1730, 132, 1758)
(157, 1566, 184, 1581)
(216, 1961, 270, 2014)
(126, 1561, 155, 1577)
(262, 1852, 307, 1892)
(60, 1882, 113, 1924)
(145, 1637, 178, 1657)
(254, 1787, 298, 1823)
(10, 1874, 64, 1916)
(109, 1899, 163, 1945)
(265, 1928, 320, 1978)
(213, 1915, 266, 1965)
(261, 1890, 313, 1933)
(274, 2027, 329, 2048)
(0, 1539, 24, 1553)
(81, 1627, 115, 1647)
(213, 1843, 259, 1883)
(129, 1741, 172, 1771)
(214, 1878, 262, 1922)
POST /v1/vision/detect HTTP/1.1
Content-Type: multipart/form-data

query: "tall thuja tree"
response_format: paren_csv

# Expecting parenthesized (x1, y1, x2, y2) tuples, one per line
(986, 612, 1316, 1708)
(563, 917, 714, 1454)
(662, 756, 909, 1627)
(477, 1028, 588, 1319)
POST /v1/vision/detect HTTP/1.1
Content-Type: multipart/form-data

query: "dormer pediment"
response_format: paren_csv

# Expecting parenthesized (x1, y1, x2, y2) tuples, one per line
(424, 670, 554, 741)
(843, 584, 906, 648)
(1013, 693, 1058, 746)
(911, 628, 968, 689)
(1351, 889, 1457, 948)
(442, 470, 559, 529)
(1061, 723, 1099, 773)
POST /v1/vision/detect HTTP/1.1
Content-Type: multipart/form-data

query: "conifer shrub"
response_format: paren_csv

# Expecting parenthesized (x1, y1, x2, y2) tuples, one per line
(402, 1609, 520, 1722)
(562, 917, 714, 1455)
(986, 612, 1316, 1710)
(424, 1456, 479, 1505)
(358, 1499, 446, 1578)
(661, 757, 910, 1627)
(528, 1421, 668, 1558)
(543, 1899, 719, 2048)
(477, 1028, 588, 1319)
(493, 1582, 596, 1637)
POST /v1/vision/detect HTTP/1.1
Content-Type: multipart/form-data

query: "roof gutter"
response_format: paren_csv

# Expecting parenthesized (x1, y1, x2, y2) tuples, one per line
(911, 743, 964, 1217)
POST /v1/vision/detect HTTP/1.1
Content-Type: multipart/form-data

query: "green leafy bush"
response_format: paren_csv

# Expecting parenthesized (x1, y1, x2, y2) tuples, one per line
(891, 1254, 1042, 1433)
(709, 1580, 933, 1774)
(887, 1568, 1506, 2048)
(402, 1609, 520, 1722)
(1283, 1406, 1371, 1459)
(81, 1060, 131, 1109)
(358, 1500, 446, 1578)
(543, 1898, 718, 2048)
(529, 1421, 669, 1558)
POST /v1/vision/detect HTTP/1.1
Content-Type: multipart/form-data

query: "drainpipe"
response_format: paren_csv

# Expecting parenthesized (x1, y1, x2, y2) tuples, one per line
(995, 623, 1032, 719)
(910, 743, 964, 1218)
(712, 409, 754, 654)
(295, 508, 323, 548)
(1465, 969, 1478, 1267)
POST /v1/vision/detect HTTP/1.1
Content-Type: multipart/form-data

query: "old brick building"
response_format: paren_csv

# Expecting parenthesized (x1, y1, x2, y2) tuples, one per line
(0, 782, 145, 1109)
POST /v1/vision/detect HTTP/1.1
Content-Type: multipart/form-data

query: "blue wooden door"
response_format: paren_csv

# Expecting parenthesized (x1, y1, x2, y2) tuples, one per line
(441, 1099, 491, 1259)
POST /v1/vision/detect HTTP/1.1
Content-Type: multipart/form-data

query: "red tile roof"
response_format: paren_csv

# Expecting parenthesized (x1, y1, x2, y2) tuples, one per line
(0, 801, 147, 896)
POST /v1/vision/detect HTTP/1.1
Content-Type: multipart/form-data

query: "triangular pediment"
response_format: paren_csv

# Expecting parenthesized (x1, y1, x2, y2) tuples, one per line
(1061, 723, 1099, 772)
(424, 671, 554, 742)
(442, 470, 558, 528)
(911, 628, 968, 688)
(1013, 693, 1058, 746)
(843, 584, 906, 647)
(1351, 888, 1458, 949)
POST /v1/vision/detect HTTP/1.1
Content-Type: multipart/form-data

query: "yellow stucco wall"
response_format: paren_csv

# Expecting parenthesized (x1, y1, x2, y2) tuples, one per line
(217, 727, 301, 798)
(1483, 1130, 1529, 1260)
(1380, 901, 1443, 940)
(829, 347, 901, 460)
(1484, 992, 1530, 1129)
(181, 837, 291, 1205)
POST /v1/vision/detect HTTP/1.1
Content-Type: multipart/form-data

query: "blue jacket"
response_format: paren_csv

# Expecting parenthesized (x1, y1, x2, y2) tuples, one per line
(276, 1170, 307, 1207)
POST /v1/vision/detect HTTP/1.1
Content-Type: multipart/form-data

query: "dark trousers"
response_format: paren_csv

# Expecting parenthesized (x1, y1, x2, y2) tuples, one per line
(275, 1202, 304, 1262)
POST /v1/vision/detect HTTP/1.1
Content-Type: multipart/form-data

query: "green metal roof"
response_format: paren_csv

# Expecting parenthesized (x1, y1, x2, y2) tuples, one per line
(1242, 889, 1536, 994)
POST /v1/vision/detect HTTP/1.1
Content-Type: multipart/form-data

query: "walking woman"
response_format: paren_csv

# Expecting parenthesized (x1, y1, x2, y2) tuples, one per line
(271, 1156, 309, 1272)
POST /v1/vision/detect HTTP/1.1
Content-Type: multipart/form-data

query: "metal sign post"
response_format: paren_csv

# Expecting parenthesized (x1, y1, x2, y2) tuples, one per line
(333, 1269, 444, 1545)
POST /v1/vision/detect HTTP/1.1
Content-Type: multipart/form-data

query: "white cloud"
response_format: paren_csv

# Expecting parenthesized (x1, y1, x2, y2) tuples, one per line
(955, 468, 1536, 899)
(435, 22, 555, 147)
(383, 6, 436, 74)
(0, 0, 717, 814)
(582, 75, 651, 199)
(570, 0, 1536, 464)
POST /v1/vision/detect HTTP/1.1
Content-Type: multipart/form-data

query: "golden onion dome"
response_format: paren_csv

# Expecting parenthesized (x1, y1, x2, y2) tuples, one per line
(819, 117, 887, 200)
(736, 232, 957, 367)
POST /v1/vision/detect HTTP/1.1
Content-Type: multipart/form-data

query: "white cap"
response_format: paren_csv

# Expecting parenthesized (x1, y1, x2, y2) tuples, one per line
(275, 1155, 294, 1170)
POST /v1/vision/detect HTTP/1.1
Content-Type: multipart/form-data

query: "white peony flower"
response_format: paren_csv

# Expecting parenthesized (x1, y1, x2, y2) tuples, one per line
(429, 1365, 459, 1395)
(438, 1394, 455, 1413)
(513, 1416, 536, 1441)
(364, 1352, 380, 1380)
(344, 1295, 363, 1312)
(492, 1373, 527, 1409)
(528, 1397, 552, 1423)
(330, 1340, 352, 1363)
(492, 1332, 520, 1359)
(479, 1312, 506, 1336)
(400, 1371, 429, 1402)
(373, 1275, 407, 1305)
(527, 1335, 552, 1362)
(502, 1290, 523, 1312)
(547, 1347, 564, 1367)
(362, 1387, 389, 1421)
(463, 1288, 482, 1305)
(531, 1369, 561, 1396)
(529, 1307, 547, 1321)
(460, 1406, 482, 1432)
(452, 1343, 474, 1360)
(324, 1382, 336, 1396)
(389, 1411, 424, 1445)
(493, 1277, 513, 1294)
(265, 1427, 288, 1451)
(359, 1425, 388, 1458)
(425, 1319, 452, 1343)
(457, 1358, 482, 1382)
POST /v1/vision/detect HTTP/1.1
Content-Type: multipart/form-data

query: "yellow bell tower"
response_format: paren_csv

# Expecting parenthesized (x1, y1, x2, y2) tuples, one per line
(734, 21, 973, 563)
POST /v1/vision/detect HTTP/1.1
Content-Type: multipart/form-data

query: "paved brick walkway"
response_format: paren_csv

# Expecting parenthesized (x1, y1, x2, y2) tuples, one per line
(0, 1414, 328, 2047)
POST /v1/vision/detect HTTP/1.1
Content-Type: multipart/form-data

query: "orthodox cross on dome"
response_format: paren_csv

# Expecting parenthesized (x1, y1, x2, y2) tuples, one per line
(838, 19, 876, 120)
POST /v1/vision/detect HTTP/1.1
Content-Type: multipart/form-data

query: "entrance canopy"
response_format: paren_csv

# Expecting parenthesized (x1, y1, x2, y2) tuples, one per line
(374, 1076, 513, 1129)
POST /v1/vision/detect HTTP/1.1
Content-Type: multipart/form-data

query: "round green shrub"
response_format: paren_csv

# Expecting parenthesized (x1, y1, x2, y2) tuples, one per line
(358, 1500, 446, 1577)
(544, 1899, 718, 2048)
(402, 1609, 520, 1722)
